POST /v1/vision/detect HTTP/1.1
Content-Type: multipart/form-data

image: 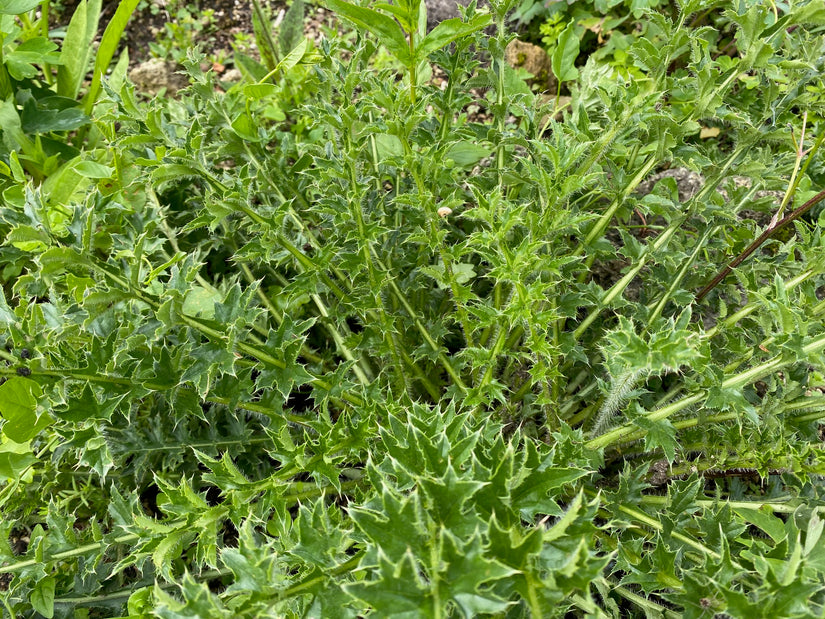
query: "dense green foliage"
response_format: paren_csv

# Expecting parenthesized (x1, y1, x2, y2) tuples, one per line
(2, 0, 825, 616)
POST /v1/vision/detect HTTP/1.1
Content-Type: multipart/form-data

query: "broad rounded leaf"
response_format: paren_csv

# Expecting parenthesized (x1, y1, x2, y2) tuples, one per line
(0, 377, 49, 444)
(30, 576, 55, 618)
(445, 141, 491, 168)
(551, 22, 580, 83)
(73, 160, 114, 178)
(0, 440, 37, 480)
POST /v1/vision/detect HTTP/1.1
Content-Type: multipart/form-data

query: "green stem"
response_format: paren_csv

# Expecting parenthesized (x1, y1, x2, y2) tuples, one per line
(612, 584, 682, 618)
(576, 154, 658, 276)
(344, 131, 408, 394)
(0, 37, 12, 99)
(277, 551, 364, 600)
(229, 205, 371, 380)
(311, 292, 372, 385)
(703, 268, 815, 339)
(587, 332, 825, 449)
(383, 274, 467, 393)
(574, 221, 680, 340)
(251, 0, 280, 70)
(408, 29, 417, 104)
(570, 594, 611, 618)
(401, 131, 476, 352)
(493, 17, 506, 182)
(2, 367, 314, 427)
(236, 204, 348, 302)
(523, 573, 544, 617)
(639, 495, 819, 515)
(396, 345, 441, 400)
(612, 500, 721, 561)
(238, 262, 283, 328)
(475, 328, 507, 397)
(0, 532, 143, 574)
(41, 0, 50, 38)
(57, 570, 230, 605)
(648, 226, 716, 323)
(91, 259, 366, 407)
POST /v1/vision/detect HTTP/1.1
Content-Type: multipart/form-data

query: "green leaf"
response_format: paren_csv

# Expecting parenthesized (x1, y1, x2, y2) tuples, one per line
(7, 224, 50, 252)
(0, 0, 41, 15)
(0, 377, 50, 443)
(325, 0, 410, 63)
(374, 1, 417, 34)
(182, 286, 221, 319)
(445, 141, 491, 168)
(37, 247, 89, 275)
(345, 550, 430, 616)
(180, 342, 237, 397)
(152, 573, 231, 617)
(0, 290, 15, 327)
(20, 100, 89, 133)
(243, 83, 277, 99)
(5, 38, 61, 80)
(289, 500, 351, 569)
(511, 465, 590, 518)
(197, 450, 255, 491)
(278, 0, 305, 54)
(422, 260, 476, 290)
(0, 439, 37, 480)
(440, 529, 516, 615)
(804, 512, 824, 558)
(374, 133, 404, 160)
(57, 0, 103, 99)
(256, 318, 315, 399)
(234, 51, 268, 82)
(83, 0, 141, 114)
(275, 36, 308, 75)
(545, 490, 585, 543)
(551, 22, 579, 83)
(231, 112, 260, 142)
(55, 383, 122, 423)
(152, 528, 192, 579)
(73, 160, 114, 178)
(418, 465, 486, 532)
(30, 576, 55, 618)
(416, 14, 492, 60)
(349, 490, 425, 561)
(633, 414, 678, 462)
(733, 508, 787, 545)
(791, 3, 825, 25)
(41, 159, 92, 208)
(252, 0, 279, 71)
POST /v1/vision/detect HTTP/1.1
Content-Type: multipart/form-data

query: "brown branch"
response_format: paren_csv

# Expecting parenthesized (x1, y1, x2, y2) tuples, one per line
(696, 187, 825, 301)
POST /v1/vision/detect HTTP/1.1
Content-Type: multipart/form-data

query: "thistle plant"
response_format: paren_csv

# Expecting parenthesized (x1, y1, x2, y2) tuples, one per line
(1, 0, 825, 617)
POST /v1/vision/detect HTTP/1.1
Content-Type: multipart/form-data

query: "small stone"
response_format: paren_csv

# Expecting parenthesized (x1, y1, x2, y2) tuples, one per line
(222, 68, 243, 83)
(129, 59, 188, 96)
(505, 39, 557, 92)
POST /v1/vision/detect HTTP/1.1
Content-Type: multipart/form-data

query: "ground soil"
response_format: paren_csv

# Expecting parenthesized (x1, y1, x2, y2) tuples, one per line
(52, 0, 332, 69)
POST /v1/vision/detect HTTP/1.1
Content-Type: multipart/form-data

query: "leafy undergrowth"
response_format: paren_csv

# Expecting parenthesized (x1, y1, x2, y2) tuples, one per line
(2, 0, 825, 617)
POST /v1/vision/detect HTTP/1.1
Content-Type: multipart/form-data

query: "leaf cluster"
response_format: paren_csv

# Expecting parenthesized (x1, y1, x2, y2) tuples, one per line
(1, 0, 825, 617)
